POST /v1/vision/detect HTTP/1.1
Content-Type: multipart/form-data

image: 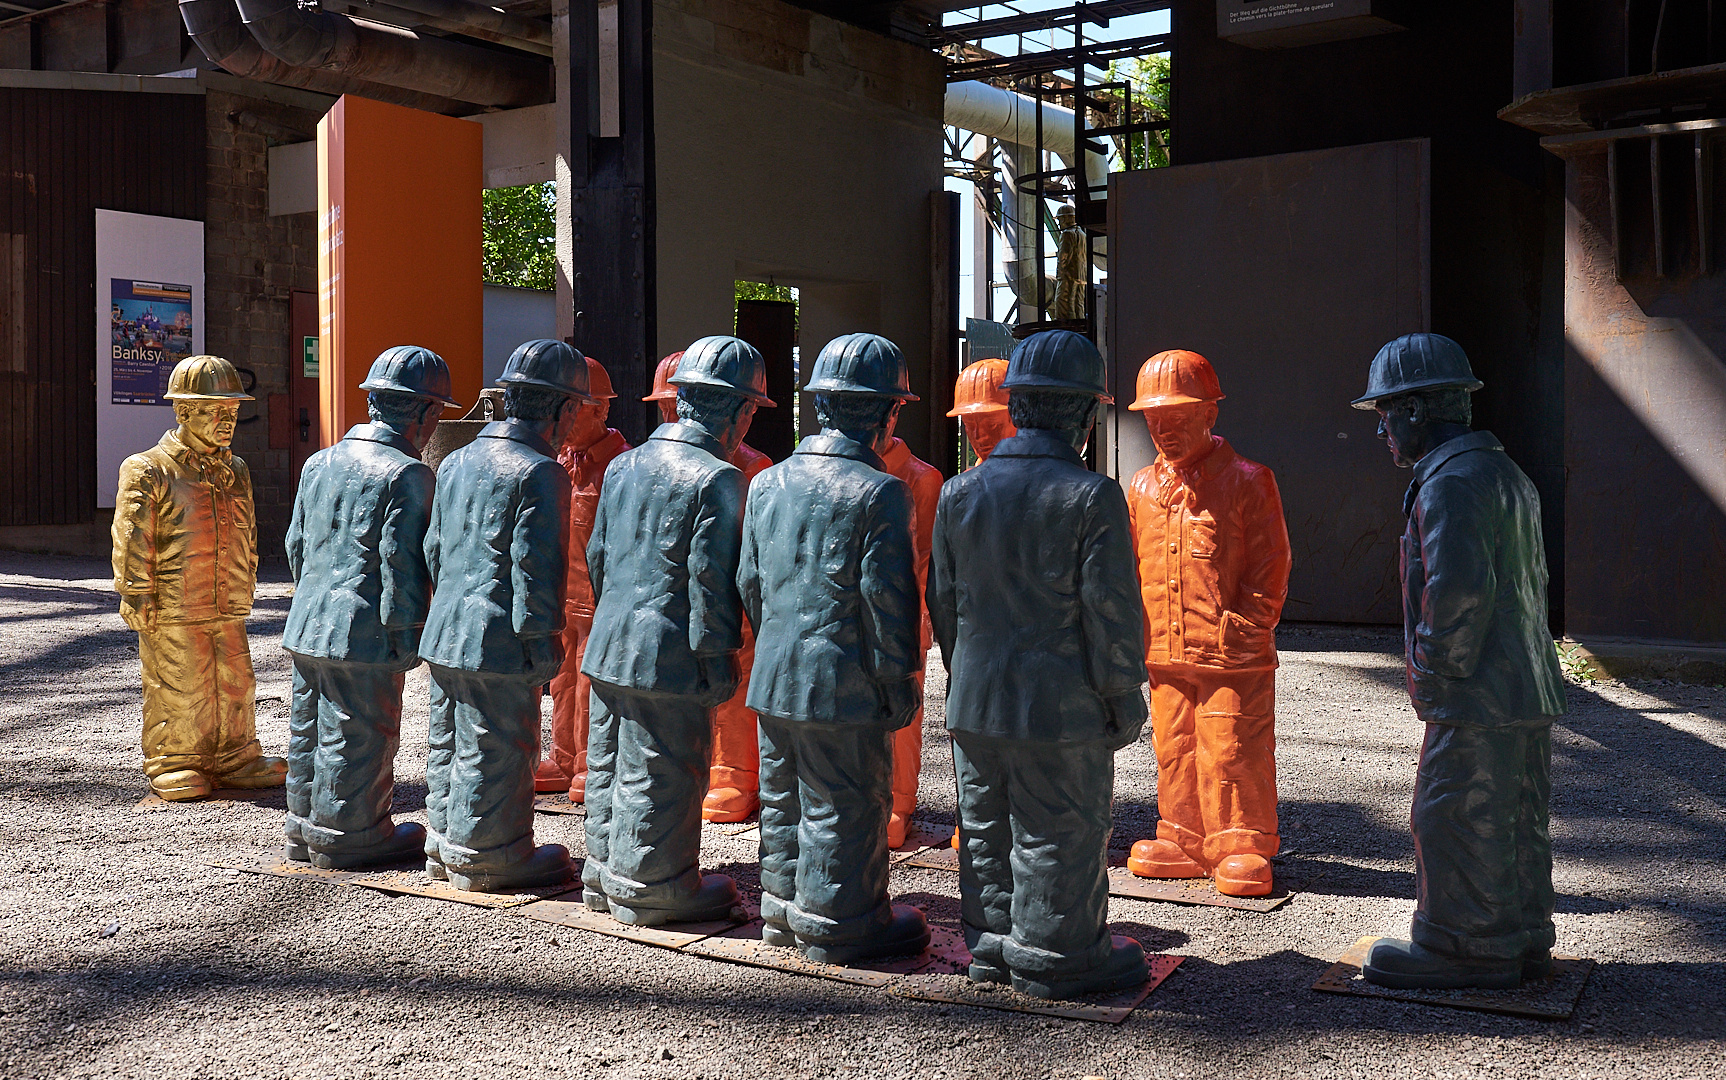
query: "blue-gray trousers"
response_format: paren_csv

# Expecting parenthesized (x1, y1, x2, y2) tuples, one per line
(758, 716, 894, 945)
(953, 731, 1114, 979)
(585, 684, 711, 907)
(285, 656, 407, 852)
(425, 665, 541, 874)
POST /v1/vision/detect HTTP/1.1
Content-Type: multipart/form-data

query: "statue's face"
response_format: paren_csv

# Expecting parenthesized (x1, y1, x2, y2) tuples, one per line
(565, 397, 611, 451)
(963, 411, 1016, 462)
(1143, 401, 1214, 465)
(181, 401, 239, 449)
(1375, 403, 1421, 468)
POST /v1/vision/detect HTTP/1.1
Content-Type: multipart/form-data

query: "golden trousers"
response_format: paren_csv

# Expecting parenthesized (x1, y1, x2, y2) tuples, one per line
(708, 622, 758, 791)
(1149, 665, 1279, 867)
(138, 618, 262, 779)
(547, 611, 594, 782)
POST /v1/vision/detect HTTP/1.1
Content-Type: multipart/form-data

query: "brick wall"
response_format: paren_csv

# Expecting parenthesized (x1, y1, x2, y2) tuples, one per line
(202, 89, 321, 556)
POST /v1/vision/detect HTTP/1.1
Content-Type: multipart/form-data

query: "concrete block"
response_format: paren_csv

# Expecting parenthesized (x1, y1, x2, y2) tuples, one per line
(1563, 638, 1726, 686)
(714, 24, 801, 77)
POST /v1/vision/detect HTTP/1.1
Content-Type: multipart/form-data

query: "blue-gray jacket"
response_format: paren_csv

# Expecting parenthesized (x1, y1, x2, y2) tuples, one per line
(1402, 430, 1566, 727)
(582, 421, 747, 696)
(420, 419, 569, 680)
(929, 430, 1148, 747)
(283, 423, 435, 670)
(739, 434, 920, 727)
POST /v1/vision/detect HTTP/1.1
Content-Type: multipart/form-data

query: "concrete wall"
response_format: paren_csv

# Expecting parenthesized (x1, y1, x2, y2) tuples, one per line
(483, 284, 557, 385)
(651, 0, 945, 457)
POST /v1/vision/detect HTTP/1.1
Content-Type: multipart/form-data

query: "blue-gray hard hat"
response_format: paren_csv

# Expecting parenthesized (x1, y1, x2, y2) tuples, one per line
(671, 335, 777, 406)
(359, 345, 458, 406)
(497, 339, 592, 400)
(1352, 333, 1483, 410)
(804, 333, 919, 400)
(1002, 329, 1113, 402)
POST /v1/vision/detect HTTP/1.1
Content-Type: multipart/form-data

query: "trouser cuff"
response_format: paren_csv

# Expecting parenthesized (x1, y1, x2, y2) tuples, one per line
(787, 897, 892, 947)
(437, 833, 536, 874)
(1203, 827, 1280, 863)
(708, 765, 758, 791)
(1001, 928, 1112, 978)
(1411, 911, 1533, 961)
(600, 863, 703, 906)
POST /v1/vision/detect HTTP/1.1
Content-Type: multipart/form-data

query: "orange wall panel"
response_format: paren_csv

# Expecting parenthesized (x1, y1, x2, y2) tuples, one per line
(317, 96, 483, 443)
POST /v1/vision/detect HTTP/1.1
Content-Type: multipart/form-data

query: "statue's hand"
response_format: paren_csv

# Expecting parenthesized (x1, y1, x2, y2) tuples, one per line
(1102, 690, 1149, 750)
(522, 636, 563, 681)
(695, 654, 741, 707)
(119, 594, 157, 633)
(881, 675, 923, 730)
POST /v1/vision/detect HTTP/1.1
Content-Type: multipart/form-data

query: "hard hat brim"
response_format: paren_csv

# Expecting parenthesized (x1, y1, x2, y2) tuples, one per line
(668, 370, 777, 407)
(642, 388, 676, 402)
(946, 400, 1010, 417)
(358, 376, 459, 405)
(164, 389, 254, 402)
(1349, 375, 1483, 410)
(496, 371, 595, 400)
(1127, 391, 1224, 412)
(1001, 373, 1112, 403)
(803, 377, 919, 402)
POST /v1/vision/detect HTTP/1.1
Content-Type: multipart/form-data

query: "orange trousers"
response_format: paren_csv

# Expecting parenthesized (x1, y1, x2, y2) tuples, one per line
(1149, 665, 1279, 867)
(709, 624, 758, 792)
(891, 707, 921, 813)
(545, 610, 594, 786)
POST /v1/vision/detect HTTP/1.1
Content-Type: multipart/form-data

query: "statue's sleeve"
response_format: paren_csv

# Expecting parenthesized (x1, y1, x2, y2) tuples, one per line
(1236, 468, 1292, 629)
(111, 455, 159, 597)
(927, 484, 958, 675)
(285, 461, 308, 583)
(859, 478, 920, 685)
(585, 469, 609, 609)
(687, 466, 746, 657)
(511, 460, 571, 641)
(379, 462, 436, 633)
(1077, 480, 1148, 699)
(736, 484, 763, 636)
(1412, 470, 1499, 681)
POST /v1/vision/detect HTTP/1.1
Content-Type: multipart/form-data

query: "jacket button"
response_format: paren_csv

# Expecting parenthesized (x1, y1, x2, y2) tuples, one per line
(1169, 579, 1178, 589)
(1169, 542, 1177, 552)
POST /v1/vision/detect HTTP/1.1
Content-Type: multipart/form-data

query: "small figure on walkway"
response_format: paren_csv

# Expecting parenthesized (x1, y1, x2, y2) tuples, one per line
(740, 333, 929, 963)
(929, 329, 1149, 1000)
(948, 357, 1016, 465)
(1124, 350, 1291, 897)
(283, 346, 453, 867)
(534, 356, 631, 804)
(1353, 333, 1566, 990)
(645, 351, 774, 823)
(1051, 203, 1088, 321)
(113, 355, 286, 801)
(582, 337, 767, 924)
(420, 340, 590, 892)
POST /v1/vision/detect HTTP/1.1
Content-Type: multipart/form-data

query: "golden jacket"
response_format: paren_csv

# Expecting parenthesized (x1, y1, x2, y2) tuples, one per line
(112, 429, 257, 623)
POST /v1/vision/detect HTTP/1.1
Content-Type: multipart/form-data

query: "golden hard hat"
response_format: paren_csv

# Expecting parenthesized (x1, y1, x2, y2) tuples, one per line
(165, 355, 253, 401)
(947, 357, 1011, 416)
(1128, 349, 1224, 411)
(643, 352, 682, 401)
(586, 356, 617, 400)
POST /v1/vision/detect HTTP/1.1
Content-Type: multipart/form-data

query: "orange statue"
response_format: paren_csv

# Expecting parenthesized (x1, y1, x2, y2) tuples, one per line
(536, 356, 632, 801)
(645, 352, 772, 821)
(879, 436, 942, 848)
(1124, 350, 1292, 897)
(947, 358, 1016, 464)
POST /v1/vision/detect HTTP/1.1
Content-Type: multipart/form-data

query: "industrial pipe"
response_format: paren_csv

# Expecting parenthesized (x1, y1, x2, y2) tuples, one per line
(353, 0, 553, 52)
(180, 0, 471, 112)
(234, 0, 550, 108)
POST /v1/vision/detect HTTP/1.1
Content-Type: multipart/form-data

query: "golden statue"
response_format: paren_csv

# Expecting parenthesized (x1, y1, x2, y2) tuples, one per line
(1051, 203, 1088, 321)
(112, 355, 286, 801)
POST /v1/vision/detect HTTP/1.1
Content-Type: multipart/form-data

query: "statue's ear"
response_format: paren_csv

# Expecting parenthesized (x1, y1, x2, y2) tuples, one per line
(1406, 395, 1428, 425)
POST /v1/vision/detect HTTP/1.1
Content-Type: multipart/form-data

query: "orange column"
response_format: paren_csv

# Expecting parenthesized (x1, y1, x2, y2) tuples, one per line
(317, 96, 484, 443)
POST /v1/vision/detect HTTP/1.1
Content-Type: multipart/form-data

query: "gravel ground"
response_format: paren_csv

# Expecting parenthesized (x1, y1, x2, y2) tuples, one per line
(0, 551, 1721, 1080)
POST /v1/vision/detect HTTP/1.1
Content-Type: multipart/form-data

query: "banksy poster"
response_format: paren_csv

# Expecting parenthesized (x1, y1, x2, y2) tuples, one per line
(110, 279, 194, 405)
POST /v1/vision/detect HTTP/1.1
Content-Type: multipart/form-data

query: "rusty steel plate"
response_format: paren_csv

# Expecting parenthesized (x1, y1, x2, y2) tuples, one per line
(890, 821, 955, 865)
(519, 897, 750, 948)
(135, 789, 281, 811)
(532, 794, 586, 816)
(1312, 936, 1596, 1020)
(345, 870, 573, 909)
(1106, 868, 1292, 912)
(902, 845, 961, 872)
(206, 857, 372, 885)
(891, 953, 1185, 1024)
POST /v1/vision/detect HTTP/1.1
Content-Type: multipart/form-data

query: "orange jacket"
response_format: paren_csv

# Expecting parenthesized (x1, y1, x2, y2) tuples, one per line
(1128, 437, 1290, 672)
(559, 428, 632, 617)
(880, 437, 942, 654)
(730, 441, 773, 485)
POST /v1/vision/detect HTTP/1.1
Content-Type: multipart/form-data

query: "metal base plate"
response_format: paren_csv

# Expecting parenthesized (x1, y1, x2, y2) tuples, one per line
(208, 857, 372, 884)
(1312, 936, 1596, 1020)
(1106, 867, 1292, 912)
(891, 953, 1185, 1024)
(135, 789, 281, 811)
(345, 869, 576, 909)
(531, 794, 586, 816)
(683, 922, 970, 987)
(520, 896, 752, 948)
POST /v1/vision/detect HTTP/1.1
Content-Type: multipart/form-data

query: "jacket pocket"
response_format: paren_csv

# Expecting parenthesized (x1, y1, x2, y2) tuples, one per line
(1188, 513, 1219, 558)
(1218, 609, 1271, 658)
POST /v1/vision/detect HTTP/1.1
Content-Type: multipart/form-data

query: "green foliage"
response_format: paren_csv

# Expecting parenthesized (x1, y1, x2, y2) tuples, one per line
(1555, 640, 1599, 683)
(735, 280, 795, 306)
(1108, 53, 1171, 171)
(482, 183, 557, 291)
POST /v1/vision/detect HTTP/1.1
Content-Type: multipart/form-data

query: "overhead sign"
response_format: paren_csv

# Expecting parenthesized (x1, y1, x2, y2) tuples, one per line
(1216, 1, 1404, 49)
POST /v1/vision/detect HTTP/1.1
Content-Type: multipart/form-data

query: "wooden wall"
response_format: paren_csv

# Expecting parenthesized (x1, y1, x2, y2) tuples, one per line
(0, 86, 205, 526)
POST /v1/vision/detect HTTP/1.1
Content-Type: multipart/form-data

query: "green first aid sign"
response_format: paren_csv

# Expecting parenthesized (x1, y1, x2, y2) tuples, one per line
(303, 336, 319, 378)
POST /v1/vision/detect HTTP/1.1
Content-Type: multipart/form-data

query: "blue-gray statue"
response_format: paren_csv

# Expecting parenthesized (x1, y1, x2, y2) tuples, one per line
(929, 329, 1150, 1000)
(1353, 333, 1566, 990)
(580, 336, 768, 925)
(283, 346, 454, 868)
(418, 339, 591, 892)
(738, 333, 930, 965)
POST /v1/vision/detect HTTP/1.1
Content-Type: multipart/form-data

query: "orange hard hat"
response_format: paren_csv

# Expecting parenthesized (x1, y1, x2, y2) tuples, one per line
(586, 356, 616, 399)
(1128, 349, 1225, 411)
(643, 352, 682, 401)
(946, 357, 1011, 417)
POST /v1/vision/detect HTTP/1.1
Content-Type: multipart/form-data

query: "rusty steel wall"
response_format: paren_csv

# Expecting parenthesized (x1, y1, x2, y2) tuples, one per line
(1107, 139, 1430, 625)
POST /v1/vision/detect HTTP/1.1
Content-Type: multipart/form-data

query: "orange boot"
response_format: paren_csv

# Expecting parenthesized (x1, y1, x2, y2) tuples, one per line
(1127, 838, 1206, 878)
(1214, 853, 1273, 897)
(704, 667, 760, 822)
